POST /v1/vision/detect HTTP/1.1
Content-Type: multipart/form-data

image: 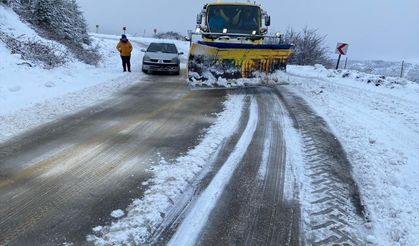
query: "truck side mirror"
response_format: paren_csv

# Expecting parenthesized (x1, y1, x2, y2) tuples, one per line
(265, 15, 271, 26)
(196, 13, 202, 25)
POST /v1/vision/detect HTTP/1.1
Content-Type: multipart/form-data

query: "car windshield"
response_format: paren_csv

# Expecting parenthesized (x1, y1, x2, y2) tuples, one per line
(207, 5, 261, 34)
(147, 43, 178, 53)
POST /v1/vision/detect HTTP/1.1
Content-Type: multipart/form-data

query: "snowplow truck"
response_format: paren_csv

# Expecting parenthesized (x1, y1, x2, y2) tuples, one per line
(188, 2, 293, 89)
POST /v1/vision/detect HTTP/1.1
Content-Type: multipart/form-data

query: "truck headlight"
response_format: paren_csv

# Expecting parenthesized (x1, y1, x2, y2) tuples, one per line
(143, 56, 151, 62)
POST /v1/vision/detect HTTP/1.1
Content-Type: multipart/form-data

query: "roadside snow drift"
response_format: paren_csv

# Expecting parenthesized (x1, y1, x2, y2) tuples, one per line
(285, 65, 419, 246)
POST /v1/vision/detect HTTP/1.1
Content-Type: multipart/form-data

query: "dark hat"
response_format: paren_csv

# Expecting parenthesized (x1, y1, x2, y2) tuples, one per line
(121, 34, 128, 41)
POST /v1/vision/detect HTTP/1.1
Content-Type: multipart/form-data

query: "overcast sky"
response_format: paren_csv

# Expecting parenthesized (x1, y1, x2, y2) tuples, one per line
(77, 0, 419, 61)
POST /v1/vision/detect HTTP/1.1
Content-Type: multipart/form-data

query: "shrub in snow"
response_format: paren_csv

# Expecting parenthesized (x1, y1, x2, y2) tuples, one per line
(0, 30, 68, 68)
(284, 27, 333, 68)
(64, 41, 102, 66)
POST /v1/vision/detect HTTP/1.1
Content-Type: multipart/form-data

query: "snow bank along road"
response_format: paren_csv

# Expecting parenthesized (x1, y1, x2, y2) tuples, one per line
(0, 68, 370, 245)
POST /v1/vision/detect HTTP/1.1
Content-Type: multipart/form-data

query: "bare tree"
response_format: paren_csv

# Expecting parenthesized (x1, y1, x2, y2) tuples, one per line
(284, 27, 332, 68)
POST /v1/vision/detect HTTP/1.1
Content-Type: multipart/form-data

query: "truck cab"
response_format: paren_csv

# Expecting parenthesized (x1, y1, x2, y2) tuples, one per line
(196, 3, 271, 43)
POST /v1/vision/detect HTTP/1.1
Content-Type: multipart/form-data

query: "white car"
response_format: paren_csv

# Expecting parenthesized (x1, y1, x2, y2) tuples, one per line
(141, 43, 183, 75)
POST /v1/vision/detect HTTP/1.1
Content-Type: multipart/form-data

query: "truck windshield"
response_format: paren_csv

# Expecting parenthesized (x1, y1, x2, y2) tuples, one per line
(147, 43, 178, 53)
(207, 5, 260, 34)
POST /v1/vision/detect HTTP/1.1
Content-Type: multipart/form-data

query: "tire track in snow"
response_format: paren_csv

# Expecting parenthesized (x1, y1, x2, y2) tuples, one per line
(167, 97, 259, 246)
(275, 88, 368, 245)
(286, 74, 419, 244)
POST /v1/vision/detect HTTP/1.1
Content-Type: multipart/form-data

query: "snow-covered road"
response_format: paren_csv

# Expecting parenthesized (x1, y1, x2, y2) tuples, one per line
(1, 64, 418, 245)
(1, 13, 418, 244)
(87, 86, 369, 246)
(86, 66, 418, 246)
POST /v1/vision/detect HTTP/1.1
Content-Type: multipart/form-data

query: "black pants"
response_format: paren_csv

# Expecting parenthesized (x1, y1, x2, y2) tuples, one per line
(121, 56, 131, 72)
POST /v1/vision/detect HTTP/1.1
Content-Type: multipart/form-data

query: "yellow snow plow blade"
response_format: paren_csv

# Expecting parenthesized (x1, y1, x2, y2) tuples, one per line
(187, 41, 293, 89)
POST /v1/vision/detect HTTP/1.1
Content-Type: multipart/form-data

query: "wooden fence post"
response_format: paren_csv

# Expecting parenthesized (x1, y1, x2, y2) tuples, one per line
(400, 60, 404, 78)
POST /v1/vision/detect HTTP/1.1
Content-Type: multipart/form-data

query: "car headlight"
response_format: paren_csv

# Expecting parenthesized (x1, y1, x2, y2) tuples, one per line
(143, 56, 151, 62)
(172, 57, 179, 63)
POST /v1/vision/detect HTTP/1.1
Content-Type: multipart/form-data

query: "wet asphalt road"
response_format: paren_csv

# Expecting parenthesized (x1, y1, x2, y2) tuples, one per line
(0, 69, 366, 245)
(0, 71, 225, 245)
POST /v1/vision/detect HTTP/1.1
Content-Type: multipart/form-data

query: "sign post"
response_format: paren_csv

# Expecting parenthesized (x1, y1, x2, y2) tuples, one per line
(335, 43, 349, 69)
(95, 24, 99, 33)
(123, 27, 127, 34)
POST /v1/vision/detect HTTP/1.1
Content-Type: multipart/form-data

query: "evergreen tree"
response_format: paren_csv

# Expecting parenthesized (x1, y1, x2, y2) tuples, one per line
(33, 0, 54, 28)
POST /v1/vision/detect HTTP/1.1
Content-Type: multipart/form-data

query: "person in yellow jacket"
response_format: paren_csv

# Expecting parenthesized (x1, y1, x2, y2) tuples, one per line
(116, 34, 133, 72)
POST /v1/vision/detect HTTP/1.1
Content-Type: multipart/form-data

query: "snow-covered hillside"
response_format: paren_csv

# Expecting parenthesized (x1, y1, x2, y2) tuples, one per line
(346, 59, 419, 83)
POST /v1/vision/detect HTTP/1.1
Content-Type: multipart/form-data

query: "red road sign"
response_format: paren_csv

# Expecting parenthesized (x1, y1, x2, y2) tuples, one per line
(335, 43, 349, 55)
